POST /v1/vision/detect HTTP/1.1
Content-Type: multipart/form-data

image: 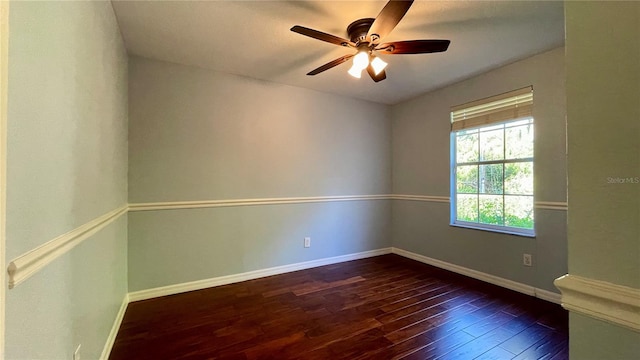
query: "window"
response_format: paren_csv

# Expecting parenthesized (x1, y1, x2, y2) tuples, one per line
(450, 87, 534, 236)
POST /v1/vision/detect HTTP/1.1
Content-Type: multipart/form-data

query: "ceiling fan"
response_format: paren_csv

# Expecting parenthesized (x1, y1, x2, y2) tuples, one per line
(290, 0, 450, 82)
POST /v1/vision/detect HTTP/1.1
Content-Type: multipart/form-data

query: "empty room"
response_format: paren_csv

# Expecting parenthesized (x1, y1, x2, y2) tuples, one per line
(1, 1, 638, 359)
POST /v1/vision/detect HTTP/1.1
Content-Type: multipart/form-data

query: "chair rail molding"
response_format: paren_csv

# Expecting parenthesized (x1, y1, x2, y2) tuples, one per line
(391, 194, 450, 203)
(534, 201, 568, 211)
(6, 205, 128, 289)
(129, 193, 462, 212)
(128, 194, 391, 211)
(554, 274, 640, 332)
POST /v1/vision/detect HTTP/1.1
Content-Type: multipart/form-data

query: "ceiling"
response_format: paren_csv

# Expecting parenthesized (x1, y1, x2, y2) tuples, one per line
(111, 1, 564, 105)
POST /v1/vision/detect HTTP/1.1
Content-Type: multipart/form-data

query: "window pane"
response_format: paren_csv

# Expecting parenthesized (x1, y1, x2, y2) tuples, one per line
(451, 112, 534, 234)
(480, 127, 504, 161)
(479, 195, 503, 225)
(505, 195, 534, 229)
(479, 164, 503, 194)
(457, 194, 478, 222)
(504, 162, 533, 195)
(456, 165, 478, 193)
(506, 123, 534, 159)
(456, 131, 478, 163)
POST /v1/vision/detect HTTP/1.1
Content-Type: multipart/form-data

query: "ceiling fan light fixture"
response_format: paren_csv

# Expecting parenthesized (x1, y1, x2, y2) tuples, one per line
(353, 51, 369, 70)
(348, 63, 363, 78)
(371, 56, 388, 75)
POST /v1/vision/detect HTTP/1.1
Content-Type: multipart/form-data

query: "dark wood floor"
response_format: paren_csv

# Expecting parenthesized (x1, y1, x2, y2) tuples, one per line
(110, 254, 568, 360)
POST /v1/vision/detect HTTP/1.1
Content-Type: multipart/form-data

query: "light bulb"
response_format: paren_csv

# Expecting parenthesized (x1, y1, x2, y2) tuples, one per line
(348, 63, 362, 78)
(353, 51, 369, 70)
(371, 56, 388, 75)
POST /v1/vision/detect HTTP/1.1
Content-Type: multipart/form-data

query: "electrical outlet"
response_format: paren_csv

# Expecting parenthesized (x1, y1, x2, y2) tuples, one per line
(304, 237, 311, 248)
(523, 254, 532, 267)
(73, 344, 81, 360)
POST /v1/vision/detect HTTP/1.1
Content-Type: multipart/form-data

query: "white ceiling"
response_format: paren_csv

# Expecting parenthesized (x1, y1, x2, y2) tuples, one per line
(111, 0, 564, 105)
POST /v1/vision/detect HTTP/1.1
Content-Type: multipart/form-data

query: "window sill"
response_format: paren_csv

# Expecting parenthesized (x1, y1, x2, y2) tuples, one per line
(450, 223, 536, 238)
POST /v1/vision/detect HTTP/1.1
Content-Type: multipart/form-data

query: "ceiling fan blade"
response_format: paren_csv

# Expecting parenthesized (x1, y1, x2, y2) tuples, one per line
(307, 54, 355, 75)
(291, 25, 354, 47)
(367, 0, 414, 43)
(366, 64, 387, 82)
(376, 40, 450, 54)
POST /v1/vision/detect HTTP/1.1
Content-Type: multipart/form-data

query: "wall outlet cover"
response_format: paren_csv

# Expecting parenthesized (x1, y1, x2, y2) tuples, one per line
(523, 254, 532, 267)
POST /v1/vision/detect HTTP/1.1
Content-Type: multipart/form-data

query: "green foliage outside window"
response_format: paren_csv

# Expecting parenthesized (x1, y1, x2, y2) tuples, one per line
(454, 119, 534, 231)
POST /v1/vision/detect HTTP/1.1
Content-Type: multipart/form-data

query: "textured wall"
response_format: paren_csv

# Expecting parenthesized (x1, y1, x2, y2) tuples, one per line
(5, 2, 128, 358)
(565, 1, 640, 358)
(566, 1, 640, 289)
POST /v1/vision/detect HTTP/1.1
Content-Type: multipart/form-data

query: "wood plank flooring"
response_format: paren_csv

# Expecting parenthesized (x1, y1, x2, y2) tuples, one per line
(110, 254, 568, 360)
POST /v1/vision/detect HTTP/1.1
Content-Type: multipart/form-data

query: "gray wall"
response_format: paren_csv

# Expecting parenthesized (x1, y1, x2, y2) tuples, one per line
(391, 47, 566, 293)
(565, 2, 640, 358)
(566, 1, 640, 290)
(127, 57, 391, 291)
(5, 1, 128, 358)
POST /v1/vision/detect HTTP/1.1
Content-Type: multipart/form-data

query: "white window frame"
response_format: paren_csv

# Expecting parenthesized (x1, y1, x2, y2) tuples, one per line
(450, 87, 535, 237)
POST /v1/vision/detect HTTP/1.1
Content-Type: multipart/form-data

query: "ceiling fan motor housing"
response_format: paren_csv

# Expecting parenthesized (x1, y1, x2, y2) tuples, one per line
(347, 18, 375, 44)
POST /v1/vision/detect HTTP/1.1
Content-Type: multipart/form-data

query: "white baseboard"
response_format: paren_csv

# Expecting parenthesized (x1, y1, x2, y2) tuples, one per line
(535, 288, 563, 304)
(100, 294, 129, 360)
(127, 247, 561, 305)
(128, 248, 393, 302)
(391, 247, 561, 304)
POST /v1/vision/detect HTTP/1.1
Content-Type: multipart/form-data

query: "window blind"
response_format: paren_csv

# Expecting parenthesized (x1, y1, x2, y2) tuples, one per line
(451, 86, 533, 131)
